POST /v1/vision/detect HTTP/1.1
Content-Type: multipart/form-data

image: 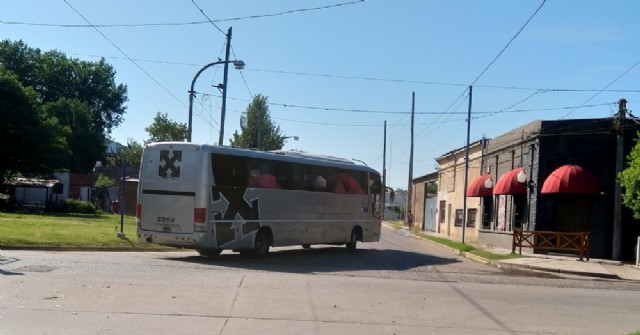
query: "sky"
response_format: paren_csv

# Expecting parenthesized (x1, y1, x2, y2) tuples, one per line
(2, 0, 639, 190)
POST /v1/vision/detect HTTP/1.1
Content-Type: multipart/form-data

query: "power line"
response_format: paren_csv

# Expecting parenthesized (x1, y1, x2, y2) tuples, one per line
(190, 0, 225, 35)
(62, 52, 640, 94)
(2, 1, 365, 28)
(558, 57, 640, 120)
(61, 0, 186, 109)
(470, 0, 546, 86)
(203, 92, 617, 116)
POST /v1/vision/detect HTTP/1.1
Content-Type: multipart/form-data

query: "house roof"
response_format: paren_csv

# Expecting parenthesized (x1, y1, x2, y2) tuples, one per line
(6, 177, 59, 188)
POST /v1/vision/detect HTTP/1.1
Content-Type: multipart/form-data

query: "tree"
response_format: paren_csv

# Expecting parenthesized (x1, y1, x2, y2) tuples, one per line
(619, 132, 640, 219)
(114, 139, 143, 171)
(0, 39, 128, 172)
(43, 98, 106, 173)
(144, 112, 188, 144)
(0, 40, 128, 135)
(230, 94, 284, 150)
(0, 68, 69, 182)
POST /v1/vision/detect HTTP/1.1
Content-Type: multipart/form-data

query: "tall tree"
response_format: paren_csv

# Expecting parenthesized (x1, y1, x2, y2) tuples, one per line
(0, 39, 128, 172)
(44, 98, 105, 173)
(619, 132, 640, 219)
(144, 112, 188, 144)
(0, 68, 69, 182)
(230, 94, 284, 150)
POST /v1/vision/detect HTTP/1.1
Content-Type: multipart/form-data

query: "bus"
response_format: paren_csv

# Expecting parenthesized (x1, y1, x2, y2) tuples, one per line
(136, 142, 383, 257)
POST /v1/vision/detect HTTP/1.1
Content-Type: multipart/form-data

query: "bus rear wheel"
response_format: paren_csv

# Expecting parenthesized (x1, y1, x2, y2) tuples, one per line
(242, 229, 271, 258)
(346, 228, 359, 252)
(197, 249, 222, 257)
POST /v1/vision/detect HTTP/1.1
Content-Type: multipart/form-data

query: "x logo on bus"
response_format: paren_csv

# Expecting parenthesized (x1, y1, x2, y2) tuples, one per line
(211, 186, 260, 247)
(158, 150, 182, 178)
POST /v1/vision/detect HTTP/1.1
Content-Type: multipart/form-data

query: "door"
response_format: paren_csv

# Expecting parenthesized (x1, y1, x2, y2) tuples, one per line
(423, 195, 437, 232)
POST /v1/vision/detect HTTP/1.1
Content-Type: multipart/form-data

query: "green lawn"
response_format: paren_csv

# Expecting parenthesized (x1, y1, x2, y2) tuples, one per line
(0, 211, 172, 249)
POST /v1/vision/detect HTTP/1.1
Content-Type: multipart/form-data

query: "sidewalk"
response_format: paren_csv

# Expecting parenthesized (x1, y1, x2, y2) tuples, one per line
(396, 225, 640, 282)
(485, 246, 640, 281)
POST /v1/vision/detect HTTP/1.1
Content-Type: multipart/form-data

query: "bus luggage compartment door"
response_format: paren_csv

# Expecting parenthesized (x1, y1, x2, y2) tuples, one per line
(140, 193, 195, 233)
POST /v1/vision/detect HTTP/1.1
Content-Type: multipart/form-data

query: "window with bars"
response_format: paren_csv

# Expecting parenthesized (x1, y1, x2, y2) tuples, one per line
(467, 209, 477, 228)
(439, 201, 446, 223)
(454, 209, 463, 227)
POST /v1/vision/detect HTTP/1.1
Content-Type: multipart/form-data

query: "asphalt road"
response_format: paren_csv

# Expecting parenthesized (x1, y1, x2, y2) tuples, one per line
(2, 225, 640, 335)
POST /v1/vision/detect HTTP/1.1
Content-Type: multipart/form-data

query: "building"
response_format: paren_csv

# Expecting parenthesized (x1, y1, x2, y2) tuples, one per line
(408, 172, 438, 231)
(415, 109, 640, 260)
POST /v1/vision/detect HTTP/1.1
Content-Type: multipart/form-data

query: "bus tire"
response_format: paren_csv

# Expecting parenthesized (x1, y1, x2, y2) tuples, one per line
(197, 249, 222, 257)
(346, 228, 359, 252)
(242, 229, 271, 258)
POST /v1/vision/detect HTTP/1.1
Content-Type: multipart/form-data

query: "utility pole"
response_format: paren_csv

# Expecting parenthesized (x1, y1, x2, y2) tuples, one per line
(612, 98, 627, 260)
(407, 92, 415, 226)
(383, 120, 387, 219)
(218, 27, 232, 146)
(461, 86, 473, 244)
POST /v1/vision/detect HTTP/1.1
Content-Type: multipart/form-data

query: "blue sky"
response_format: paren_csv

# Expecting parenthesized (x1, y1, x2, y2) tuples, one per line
(2, 0, 639, 189)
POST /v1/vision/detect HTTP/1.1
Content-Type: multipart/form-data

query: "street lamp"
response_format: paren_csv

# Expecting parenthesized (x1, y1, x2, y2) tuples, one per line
(283, 136, 299, 141)
(188, 59, 245, 143)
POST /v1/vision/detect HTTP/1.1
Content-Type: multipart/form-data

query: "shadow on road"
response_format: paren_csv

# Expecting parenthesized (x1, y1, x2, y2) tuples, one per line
(163, 246, 462, 274)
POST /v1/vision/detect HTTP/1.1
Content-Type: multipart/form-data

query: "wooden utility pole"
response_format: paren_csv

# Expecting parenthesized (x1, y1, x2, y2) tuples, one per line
(383, 120, 387, 219)
(612, 98, 627, 260)
(407, 92, 415, 226)
(462, 86, 473, 244)
(218, 27, 232, 146)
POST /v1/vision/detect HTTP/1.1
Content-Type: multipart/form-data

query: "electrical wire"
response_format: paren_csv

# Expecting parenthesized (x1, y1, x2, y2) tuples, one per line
(190, 0, 226, 35)
(61, 0, 186, 109)
(2, 1, 365, 28)
(62, 52, 640, 94)
(470, 0, 546, 86)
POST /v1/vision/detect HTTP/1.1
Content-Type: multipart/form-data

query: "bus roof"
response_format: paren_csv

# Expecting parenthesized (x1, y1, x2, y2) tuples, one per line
(146, 142, 380, 175)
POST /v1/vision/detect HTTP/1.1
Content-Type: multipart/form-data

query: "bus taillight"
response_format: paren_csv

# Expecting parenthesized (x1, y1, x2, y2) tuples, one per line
(194, 208, 206, 231)
(136, 204, 141, 227)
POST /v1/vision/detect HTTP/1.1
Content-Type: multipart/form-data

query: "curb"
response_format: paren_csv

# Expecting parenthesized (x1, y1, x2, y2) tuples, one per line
(493, 260, 621, 280)
(384, 223, 625, 280)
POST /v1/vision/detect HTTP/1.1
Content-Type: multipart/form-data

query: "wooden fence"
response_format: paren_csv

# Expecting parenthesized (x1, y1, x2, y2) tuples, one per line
(512, 229, 591, 261)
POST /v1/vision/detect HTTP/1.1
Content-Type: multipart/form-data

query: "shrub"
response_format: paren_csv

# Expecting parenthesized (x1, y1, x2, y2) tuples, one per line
(65, 199, 103, 215)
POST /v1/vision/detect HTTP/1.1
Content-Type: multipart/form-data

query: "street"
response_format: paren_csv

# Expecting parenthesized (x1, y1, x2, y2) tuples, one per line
(2, 225, 640, 335)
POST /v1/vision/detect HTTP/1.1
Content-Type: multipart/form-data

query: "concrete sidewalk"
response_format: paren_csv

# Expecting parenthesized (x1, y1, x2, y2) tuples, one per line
(491, 248, 640, 281)
(399, 226, 640, 282)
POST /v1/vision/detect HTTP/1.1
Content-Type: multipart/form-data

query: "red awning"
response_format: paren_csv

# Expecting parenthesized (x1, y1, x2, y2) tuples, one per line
(466, 175, 493, 197)
(541, 164, 600, 194)
(493, 168, 527, 195)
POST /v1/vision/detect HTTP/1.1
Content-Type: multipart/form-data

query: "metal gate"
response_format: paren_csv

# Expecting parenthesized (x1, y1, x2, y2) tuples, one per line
(423, 195, 437, 231)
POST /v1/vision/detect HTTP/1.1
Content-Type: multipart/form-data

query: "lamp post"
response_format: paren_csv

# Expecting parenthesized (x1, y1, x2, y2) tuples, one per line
(283, 136, 299, 142)
(188, 59, 245, 143)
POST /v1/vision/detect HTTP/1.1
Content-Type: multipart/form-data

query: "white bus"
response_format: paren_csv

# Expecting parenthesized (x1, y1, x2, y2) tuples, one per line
(136, 142, 383, 257)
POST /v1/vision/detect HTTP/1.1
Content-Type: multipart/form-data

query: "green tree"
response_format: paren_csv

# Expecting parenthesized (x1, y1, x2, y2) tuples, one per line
(144, 112, 188, 144)
(114, 139, 143, 172)
(95, 174, 115, 188)
(0, 39, 128, 172)
(43, 98, 106, 173)
(619, 132, 640, 219)
(230, 94, 284, 150)
(0, 68, 69, 182)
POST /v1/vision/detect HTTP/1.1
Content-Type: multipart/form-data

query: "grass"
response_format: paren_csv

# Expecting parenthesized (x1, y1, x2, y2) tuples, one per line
(0, 211, 172, 249)
(384, 220, 523, 261)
